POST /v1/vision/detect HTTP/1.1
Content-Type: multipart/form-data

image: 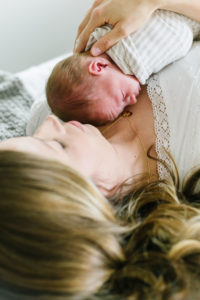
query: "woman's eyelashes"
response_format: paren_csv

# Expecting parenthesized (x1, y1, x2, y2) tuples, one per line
(53, 139, 67, 149)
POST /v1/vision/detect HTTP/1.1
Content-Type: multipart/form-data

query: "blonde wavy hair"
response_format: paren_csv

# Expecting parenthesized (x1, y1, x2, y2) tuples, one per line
(0, 150, 200, 299)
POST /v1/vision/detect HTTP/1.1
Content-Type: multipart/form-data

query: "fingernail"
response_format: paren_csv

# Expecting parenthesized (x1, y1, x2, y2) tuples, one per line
(91, 47, 102, 56)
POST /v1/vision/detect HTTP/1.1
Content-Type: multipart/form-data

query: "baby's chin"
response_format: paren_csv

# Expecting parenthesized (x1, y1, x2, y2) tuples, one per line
(86, 116, 116, 126)
(64, 105, 125, 126)
(68, 115, 109, 126)
(82, 112, 121, 126)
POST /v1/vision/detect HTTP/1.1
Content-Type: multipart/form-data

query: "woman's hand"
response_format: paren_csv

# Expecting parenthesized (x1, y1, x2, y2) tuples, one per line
(74, 0, 160, 56)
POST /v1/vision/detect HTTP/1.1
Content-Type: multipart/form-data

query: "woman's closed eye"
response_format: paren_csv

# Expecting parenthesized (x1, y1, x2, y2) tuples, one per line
(53, 139, 67, 149)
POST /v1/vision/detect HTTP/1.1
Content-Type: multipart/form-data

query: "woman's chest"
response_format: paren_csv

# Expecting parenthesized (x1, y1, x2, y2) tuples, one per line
(147, 43, 200, 182)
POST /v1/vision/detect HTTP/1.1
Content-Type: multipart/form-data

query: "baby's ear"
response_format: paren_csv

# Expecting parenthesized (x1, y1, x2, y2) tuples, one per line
(88, 58, 108, 76)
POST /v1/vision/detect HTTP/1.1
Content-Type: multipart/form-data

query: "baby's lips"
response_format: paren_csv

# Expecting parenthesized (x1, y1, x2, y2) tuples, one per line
(128, 95, 137, 105)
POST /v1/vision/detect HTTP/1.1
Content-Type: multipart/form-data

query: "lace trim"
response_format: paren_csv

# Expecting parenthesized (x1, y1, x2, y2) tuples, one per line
(147, 74, 172, 180)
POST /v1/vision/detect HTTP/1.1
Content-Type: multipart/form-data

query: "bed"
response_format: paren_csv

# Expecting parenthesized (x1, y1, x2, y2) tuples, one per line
(16, 53, 71, 135)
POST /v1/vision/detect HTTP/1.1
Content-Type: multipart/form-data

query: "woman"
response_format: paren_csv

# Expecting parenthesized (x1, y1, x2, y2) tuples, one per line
(0, 42, 200, 299)
(0, 1, 200, 298)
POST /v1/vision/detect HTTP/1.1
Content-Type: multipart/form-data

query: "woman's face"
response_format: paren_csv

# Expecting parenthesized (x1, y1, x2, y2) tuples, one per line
(0, 115, 122, 196)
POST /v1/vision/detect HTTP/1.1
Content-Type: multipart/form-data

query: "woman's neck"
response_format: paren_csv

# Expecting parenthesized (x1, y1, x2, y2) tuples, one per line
(98, 86, 158, 194)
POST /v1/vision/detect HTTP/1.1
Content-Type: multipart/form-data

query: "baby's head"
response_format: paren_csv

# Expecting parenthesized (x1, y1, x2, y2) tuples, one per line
(46, 52, 141, 125)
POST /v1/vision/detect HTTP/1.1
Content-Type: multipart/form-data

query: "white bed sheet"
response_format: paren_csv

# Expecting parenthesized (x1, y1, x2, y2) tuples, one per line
(16, 53, 71, 101)
(16, 53, 72, 135)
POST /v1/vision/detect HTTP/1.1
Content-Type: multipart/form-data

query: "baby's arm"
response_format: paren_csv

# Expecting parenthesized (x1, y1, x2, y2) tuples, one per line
(86, 10, 200, 84)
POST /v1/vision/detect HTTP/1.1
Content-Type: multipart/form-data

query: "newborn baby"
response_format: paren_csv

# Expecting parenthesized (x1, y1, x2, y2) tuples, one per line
(46, 52, 141, 125)
(46, 10, 200, 125)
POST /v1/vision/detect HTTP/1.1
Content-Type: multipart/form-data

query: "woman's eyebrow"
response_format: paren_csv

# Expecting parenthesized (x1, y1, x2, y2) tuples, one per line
(32, 136, 68, 150)
(32, 137, 45, 143)
(32, 137, 53, 150)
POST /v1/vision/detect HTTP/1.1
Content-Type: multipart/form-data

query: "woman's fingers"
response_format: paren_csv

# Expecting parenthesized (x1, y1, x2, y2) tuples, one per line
(90, 21, 131, 56)
(73, 11, 93, 52)
(74, 0, 159, 55)
(90, 14, 151, 56)
(74, 0, 103, 52)
(74, 4, 111, 53)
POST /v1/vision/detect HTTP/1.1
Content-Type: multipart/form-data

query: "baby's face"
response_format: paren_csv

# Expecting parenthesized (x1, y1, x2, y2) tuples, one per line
(75, 69, 141, 125)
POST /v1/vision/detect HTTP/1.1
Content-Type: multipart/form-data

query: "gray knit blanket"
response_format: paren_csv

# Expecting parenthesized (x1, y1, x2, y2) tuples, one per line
(0, 71, 34, 141)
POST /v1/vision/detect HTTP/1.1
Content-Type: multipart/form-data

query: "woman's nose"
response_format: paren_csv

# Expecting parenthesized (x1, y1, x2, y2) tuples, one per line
(34, 115, 66, 137)
(46, 115, 66, 133)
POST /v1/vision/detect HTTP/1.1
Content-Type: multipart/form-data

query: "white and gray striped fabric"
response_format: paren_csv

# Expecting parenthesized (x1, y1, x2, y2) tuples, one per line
(86, 10, 200, 84)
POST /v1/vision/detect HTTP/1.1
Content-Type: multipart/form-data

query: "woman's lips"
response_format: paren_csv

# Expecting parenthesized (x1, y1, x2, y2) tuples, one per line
(68, 121, 85, 132)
